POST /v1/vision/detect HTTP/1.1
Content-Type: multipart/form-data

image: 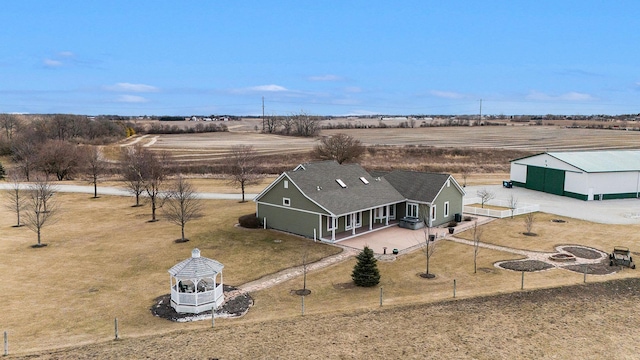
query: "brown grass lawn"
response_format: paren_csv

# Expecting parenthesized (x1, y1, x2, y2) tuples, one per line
(455, 212, 640, 253)
(0, 192, 340, 354)
(2, 192, 640, 357)
(465, 203, 510, 211)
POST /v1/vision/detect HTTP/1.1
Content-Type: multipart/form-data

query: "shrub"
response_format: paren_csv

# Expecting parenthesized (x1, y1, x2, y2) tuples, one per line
(447, 221, 458, 227)
(238, 213, 261, 228)
(0, 161, 5, 179)
(352, 246, 380, 287)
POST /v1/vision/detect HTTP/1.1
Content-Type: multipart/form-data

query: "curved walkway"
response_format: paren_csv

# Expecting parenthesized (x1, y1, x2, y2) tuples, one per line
(237, 246, 358, 293)
(447, 235, 608, 268)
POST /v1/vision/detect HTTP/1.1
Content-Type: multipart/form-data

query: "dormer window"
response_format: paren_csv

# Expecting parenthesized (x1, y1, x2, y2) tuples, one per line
(336, 179, 347, 188)
(359, 177, 369, 184)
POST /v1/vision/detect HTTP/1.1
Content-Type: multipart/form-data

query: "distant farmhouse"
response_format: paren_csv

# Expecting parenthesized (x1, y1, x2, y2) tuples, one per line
(254, 161, 464, 242)
(510, 150, 640, 201)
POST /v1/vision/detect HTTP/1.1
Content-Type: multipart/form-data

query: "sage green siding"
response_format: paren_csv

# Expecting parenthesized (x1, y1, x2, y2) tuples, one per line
(257, 203, 319, 238)
(432, 179, 463, 227)
(258, 177, 327, 214)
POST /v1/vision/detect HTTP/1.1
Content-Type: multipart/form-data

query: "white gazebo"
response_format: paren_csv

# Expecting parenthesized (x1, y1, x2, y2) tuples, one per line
(168, 248, 224, 314)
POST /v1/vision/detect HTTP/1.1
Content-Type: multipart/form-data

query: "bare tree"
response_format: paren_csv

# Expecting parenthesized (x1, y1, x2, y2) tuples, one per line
(11, 139, 38, 181)
(139, 149, 167, 222)
(292, 111, 320, 137)
(418, 205, 438, 278)
(312, 133, 365, 164)
(163, 176, 203, 242)
(120, 145, 146, 206)
(263, 113, 281, 134)
(37, 139, 82, 180)
(297, 242, 312, 295)
(472, 221, 483, 274)
(3, 171, 27, 227)
(227, 145, 264, 202)
(508, 194, 519, 219)
(524, 212, 536, 236)
(476, 188, 495, 208)
(0, 113, 20, 141)
(24, 177, 58, 247)
(461, 168, 470, 187)
(280, 115, 295, 135)
(84, 146, 106, 198)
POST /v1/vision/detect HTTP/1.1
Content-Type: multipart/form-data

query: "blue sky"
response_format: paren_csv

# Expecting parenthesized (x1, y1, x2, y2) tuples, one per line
(1, 1, 638, 116)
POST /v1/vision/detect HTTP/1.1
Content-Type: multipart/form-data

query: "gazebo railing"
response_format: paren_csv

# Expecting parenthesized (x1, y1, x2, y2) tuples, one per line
(171, 285, 223, 306)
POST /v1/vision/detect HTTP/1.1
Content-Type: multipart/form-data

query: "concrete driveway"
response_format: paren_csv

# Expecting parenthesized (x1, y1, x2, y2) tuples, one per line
(464, 184, 640, 225)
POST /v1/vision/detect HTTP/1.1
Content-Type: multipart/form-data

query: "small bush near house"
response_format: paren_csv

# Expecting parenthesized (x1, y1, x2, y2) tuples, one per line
(238, 213, 261, 228)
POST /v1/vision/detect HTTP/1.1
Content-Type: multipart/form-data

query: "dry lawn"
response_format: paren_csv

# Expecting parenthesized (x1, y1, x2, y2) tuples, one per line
(16, 278, 640, 359)
(0, 192, 340, 354)
(455, 212, 640, 253)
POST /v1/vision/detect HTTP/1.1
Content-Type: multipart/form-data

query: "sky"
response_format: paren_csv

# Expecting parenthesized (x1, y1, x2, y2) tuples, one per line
(1, 1, 638, 116)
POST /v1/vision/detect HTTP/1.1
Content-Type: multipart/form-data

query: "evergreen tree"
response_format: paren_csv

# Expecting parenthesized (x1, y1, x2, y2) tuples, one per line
(351, 246, 380, 287)
(0, 161, 5, 180)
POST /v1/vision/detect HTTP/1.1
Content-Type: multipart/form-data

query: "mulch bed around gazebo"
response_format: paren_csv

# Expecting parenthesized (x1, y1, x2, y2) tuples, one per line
(151, 285, 253, 322)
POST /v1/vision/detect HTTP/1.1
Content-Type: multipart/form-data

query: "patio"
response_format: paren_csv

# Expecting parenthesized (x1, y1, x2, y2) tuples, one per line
(338, 216, 493, 255)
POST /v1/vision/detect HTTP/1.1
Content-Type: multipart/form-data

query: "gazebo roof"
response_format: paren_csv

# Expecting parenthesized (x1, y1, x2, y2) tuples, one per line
(168, 249, 224, 278)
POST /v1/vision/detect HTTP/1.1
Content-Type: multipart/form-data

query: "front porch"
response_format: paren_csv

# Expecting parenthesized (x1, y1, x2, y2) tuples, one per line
(328, 220, 399, 242)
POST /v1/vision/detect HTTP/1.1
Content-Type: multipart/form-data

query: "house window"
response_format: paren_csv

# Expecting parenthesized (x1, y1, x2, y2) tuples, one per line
(389, 204, 396, 220)
(345, 214, 352, 230)
(360, 177, 369, 184)
(327, 217, 337, 231)
(431, 205, 436, 222)
(284, 180, 289, 189)
(336, 179, 347, 188)
(444, 201, 449, 218)
(355, 212, 362, 227)
(407, 203, 418, 218)
(283, 198, 291, 206)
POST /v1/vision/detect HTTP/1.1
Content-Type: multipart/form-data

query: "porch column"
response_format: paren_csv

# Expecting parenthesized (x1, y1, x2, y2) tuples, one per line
(369, 209, 373, 230)
(385, 205, 389, 225)
(352, 214, 356, 235)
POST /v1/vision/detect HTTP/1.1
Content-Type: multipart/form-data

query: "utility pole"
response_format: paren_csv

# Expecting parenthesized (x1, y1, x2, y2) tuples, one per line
(262, 96, 265, 132)
(479, 99, 482, 125)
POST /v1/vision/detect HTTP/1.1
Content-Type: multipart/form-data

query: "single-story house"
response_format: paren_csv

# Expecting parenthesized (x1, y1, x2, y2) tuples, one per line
(254, 161, 465, 242)
(510, 150, 640, 200)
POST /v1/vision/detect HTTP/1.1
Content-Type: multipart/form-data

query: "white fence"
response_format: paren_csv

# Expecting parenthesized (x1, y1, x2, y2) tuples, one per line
(463, 197, 539, 219)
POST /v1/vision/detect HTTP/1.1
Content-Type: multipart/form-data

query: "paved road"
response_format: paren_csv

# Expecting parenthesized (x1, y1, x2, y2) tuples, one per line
(0, 183, 258, 201)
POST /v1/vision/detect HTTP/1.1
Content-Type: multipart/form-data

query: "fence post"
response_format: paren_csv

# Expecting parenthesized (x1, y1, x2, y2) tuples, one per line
(453, 279, 456, 298)
(3, 331, 7, 356)
(114, 318, 119, 340)
(521, 271, 524, 290)
(379, 287, 383, 307)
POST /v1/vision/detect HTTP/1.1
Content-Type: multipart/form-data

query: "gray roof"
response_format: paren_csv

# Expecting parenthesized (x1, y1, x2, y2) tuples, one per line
(168, 249, 223, 278)
(547, 150, 640, 173)
(286, 161, 405, 216)
(384, 170, 451, 203)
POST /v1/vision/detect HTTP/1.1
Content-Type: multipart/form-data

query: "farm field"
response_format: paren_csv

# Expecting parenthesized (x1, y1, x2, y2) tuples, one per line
(105, 125, 640, 176)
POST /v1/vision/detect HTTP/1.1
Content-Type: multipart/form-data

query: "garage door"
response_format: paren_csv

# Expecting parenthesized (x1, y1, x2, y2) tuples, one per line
(525, 166, 565, 195)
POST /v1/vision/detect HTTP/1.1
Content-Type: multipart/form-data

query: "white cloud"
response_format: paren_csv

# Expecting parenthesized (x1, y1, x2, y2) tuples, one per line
(526, 91, 595, 102)
(430, 90, 465, 99)
(106, 82, 159, 93)
(343, 86, 362, 93)
(43, 59, 63, 67)
(116, 95, 148, 103)
(58, 51, 74, 57)
(248, 84, 288, 92)
(308, 74, 343, 82)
